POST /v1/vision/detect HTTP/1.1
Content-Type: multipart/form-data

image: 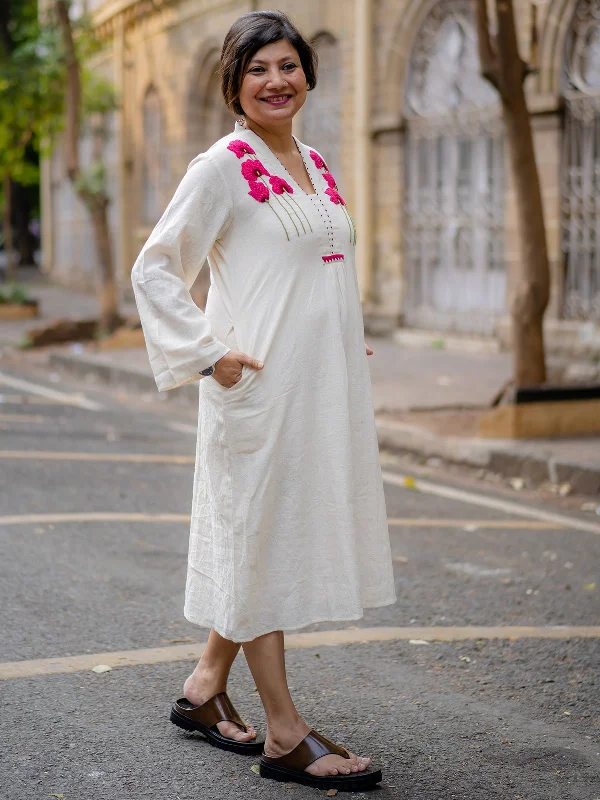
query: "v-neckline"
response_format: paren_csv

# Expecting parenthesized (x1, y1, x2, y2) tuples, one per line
(234, 122, 319, 197)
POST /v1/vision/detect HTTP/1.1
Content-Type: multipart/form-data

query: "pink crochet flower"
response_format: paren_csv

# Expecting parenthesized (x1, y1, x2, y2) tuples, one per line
(248, 180, 270, 203)
(269, 175, 294, 195)
(325, 187, 345, 205)
(242, 159, 270, 181)
(227, 140, 256, 159)
(309, 150, 328, 171)
(323, 172, 337, 189)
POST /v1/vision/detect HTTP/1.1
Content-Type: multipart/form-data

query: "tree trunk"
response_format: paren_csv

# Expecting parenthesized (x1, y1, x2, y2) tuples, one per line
(3, 173, 17, 283)
(55, 0, 120, 334)
(503, 94, 549, 386)
(13, 181, 37, 266)
(474, 0, 550, 387)
(88, 196, 121, 334)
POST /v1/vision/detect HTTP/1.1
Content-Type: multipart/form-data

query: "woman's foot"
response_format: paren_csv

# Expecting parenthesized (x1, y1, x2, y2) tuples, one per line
(264, 719, 371, 776)
(183, 668, 257, 742)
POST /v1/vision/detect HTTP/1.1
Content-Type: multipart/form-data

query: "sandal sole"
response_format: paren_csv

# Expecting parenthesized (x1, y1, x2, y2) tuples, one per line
(170, 706, 264, 755)
(259, 760, 383, 791)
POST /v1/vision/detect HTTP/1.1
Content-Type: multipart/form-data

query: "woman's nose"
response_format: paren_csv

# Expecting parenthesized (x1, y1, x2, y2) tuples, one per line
(265, 70, 288, 89)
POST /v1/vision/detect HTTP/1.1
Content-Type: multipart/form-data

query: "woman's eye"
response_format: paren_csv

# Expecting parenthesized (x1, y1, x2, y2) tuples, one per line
(283, 63, 297, 71)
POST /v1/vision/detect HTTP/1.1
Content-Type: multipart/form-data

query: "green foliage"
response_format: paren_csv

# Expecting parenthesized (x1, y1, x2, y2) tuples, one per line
(0, 1, 118, 186)
(75, 159, 109, 203)
(0, 1, 64, 182)
(0, 282, 32, 304)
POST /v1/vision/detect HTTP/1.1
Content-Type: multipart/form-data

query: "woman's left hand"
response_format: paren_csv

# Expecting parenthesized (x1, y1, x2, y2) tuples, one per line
(366, 344, 374, 356)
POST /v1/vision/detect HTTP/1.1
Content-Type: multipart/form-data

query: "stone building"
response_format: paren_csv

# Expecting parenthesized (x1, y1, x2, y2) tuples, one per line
(40, 0, 600, 353)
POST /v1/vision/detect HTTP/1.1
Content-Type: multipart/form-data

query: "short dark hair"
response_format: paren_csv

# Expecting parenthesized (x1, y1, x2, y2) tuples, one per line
(220, 11, 318, 116)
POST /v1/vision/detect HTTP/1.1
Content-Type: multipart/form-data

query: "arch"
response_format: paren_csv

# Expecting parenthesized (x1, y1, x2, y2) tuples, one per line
(538, 0, 579, 95)
(186, 41, 233, 161)
(141, 84, 168, 224)
(379, 0, 448, 120)
(401, 0, 505, 334)
(302, 32, 342, 184)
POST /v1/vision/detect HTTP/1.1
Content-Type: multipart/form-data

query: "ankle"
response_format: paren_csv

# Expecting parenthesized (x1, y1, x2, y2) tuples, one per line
(265, 715, 309, 752)
(184, 664, 227, 700)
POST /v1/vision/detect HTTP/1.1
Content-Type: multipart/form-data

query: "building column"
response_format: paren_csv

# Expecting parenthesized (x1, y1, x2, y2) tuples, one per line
(114, 13, 131, 297)
(354, 0, 374, 303)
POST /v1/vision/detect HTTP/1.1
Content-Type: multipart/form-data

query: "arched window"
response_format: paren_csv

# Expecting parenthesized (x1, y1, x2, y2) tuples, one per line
(187, 51, 233, 158)
(142, 86, 169, 223)
(302, 33, 342, 187)
(186, 52, 233, 310)
(403, 0, 505, 334)
(561, 0, 600, 321)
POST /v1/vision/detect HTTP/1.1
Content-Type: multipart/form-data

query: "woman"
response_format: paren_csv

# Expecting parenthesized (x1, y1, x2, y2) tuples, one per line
(131, 10, 396, 791)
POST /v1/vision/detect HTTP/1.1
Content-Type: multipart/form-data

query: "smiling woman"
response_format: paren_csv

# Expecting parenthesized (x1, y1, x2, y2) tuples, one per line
(130, 9, 394, 792)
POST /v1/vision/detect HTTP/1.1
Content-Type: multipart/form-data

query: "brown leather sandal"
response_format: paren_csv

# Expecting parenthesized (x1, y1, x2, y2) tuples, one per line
(260, 729, 383, 791)
(170, 692, 264, 755)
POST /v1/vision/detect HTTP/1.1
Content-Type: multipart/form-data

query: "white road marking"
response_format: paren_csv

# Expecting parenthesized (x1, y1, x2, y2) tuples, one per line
(0, 451, 194, 463)
(0, 371, 103, 411)
(0, 512, 190, 526)
(382, 470, 600, 536)
(388, 518, 565, 530)
(2, 625, 599, 680)
(0, 512, 567, 529)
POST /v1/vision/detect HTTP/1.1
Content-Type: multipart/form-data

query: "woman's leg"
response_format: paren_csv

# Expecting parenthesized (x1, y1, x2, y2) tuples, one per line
(243, 631, 371, 777)
(183, 629, 257, 741)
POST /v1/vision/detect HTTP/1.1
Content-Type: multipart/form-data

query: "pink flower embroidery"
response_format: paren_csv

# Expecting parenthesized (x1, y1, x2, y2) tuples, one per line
(309, 150, 328, 171)
(248, 180, 270, 203)
(325, 187, 346, 205)
(269, 175, 294, 195)
(227, 140, 256, 159)
(241, 159, 270, 181)
(323, 172, 337, 190)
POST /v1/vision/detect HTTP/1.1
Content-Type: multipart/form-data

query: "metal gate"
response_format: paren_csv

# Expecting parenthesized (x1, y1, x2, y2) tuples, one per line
(562, 0, 600, 321)
(403, 1, 505, 334)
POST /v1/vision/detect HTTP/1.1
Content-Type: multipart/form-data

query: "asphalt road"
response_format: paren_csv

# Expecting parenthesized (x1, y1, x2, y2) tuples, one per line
(0, 356, 599, 799)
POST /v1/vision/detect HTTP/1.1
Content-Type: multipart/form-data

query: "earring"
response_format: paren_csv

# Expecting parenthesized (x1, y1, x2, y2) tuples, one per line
(237, 116, 246, 128)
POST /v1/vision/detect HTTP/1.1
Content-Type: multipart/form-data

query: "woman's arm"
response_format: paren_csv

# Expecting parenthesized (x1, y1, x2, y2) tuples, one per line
(131, 154, 233, 392)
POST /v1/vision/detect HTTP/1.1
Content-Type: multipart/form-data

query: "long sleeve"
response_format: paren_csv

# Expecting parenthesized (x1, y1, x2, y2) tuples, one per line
(131, 153, 233, 392)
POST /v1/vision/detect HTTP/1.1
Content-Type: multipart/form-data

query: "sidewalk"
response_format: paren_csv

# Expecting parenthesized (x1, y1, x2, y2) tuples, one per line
(2, 274, 599, 495)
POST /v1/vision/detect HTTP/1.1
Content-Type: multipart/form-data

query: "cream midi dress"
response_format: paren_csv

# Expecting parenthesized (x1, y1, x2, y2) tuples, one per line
(131, 122, 396, 642)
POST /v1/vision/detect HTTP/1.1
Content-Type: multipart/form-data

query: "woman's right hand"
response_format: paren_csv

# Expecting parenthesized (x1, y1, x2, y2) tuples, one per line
(213, 351, 264, 388)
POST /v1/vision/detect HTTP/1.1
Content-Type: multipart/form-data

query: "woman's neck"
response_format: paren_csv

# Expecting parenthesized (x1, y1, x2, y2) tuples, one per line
(243, 118, 296, 158)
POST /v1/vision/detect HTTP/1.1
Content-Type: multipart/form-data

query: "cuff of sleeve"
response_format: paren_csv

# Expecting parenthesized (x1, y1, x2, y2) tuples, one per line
(154, 341, 231, 392)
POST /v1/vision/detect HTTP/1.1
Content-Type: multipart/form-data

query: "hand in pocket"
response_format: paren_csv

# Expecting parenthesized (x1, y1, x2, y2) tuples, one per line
(213, 351, 264, 388)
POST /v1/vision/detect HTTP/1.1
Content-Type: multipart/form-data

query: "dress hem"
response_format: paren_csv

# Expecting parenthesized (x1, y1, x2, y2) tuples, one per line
(183, 595, 397, 643)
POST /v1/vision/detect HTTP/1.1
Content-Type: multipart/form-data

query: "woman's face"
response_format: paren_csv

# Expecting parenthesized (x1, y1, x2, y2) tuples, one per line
(238, 39, 307, 128)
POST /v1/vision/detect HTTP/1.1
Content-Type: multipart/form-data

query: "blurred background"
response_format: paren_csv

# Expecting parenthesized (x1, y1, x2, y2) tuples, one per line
(0, 0, 597, 350)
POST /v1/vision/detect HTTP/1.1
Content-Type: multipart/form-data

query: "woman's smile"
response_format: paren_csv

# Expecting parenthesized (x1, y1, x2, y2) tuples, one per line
(260, 94, 292, 105)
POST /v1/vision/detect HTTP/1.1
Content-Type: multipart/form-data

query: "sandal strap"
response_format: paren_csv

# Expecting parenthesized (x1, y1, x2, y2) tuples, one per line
(262, 730, 349, 771)
(176, 692, 247, 732)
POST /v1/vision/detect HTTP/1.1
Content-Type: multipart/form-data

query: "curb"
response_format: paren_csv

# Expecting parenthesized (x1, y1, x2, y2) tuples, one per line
(47, 350, 198, 405)
(376, 418, 600, 496)
(49, 349, 600, 495)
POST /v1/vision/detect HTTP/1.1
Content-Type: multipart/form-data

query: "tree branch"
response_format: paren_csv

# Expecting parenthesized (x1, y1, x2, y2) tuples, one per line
(474, 0, 501, 92)
(54, 0, 81, 182)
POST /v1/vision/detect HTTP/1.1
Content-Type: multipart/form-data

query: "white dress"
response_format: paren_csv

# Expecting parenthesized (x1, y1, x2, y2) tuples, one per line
(131, 122, 396, 642)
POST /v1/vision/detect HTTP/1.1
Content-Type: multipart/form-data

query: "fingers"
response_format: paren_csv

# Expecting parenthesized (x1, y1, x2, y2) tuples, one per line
(237, 352, 264, 371)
